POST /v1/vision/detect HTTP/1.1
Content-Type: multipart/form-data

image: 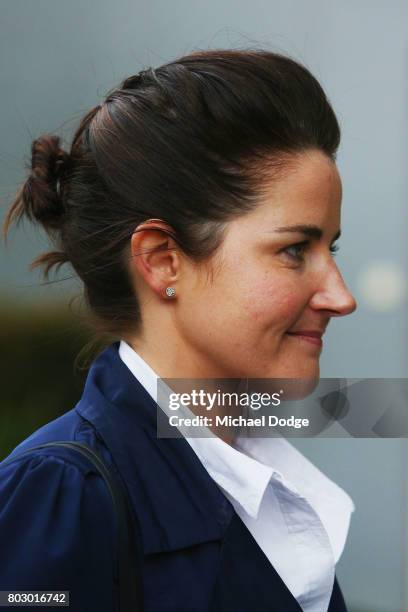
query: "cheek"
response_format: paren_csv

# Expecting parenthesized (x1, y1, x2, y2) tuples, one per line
(241, 276, 307, 329)
(181, 258, 309, 347)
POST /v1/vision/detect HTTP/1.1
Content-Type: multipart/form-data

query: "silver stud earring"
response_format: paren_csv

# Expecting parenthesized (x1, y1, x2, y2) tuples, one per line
(165, 286, 176, 298)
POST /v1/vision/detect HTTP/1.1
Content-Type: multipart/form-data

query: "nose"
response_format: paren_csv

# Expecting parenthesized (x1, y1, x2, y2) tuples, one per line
(309, 261, 357, 317)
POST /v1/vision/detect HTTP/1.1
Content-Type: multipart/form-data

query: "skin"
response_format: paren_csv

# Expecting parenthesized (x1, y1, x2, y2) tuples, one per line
(126, 149, 357, 386)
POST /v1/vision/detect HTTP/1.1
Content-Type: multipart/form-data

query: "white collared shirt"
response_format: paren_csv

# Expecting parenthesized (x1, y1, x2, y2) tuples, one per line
(119, 340, 355, 612)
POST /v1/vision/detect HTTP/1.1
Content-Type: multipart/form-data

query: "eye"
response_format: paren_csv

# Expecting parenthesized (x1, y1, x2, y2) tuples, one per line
(330, 243, 340, 257)
(281, 241, 309, 262)
(281, 241, 340, 263)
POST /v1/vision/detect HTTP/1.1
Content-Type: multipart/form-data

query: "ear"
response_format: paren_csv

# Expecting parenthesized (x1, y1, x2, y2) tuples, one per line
(129, 220, 181, 299)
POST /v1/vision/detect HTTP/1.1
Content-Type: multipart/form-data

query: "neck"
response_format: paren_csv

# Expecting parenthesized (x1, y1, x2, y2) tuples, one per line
(124, 334, 244, 445)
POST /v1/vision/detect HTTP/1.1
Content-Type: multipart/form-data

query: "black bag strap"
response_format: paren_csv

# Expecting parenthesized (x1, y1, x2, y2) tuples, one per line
(1, 441, 143, 611)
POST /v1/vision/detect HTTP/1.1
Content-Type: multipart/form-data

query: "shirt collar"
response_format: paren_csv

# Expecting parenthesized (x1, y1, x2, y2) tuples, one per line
(233, 436, 356, 562)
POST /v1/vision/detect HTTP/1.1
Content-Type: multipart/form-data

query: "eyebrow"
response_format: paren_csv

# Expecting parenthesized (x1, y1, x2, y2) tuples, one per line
(272, 224, 341, 242)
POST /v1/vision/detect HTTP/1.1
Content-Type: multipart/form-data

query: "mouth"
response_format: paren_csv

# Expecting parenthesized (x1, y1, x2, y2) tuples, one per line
(285, 330, 323, 347)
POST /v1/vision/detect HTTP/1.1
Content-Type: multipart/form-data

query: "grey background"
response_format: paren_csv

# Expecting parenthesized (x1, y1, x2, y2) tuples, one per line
(1, 1, 407, 610)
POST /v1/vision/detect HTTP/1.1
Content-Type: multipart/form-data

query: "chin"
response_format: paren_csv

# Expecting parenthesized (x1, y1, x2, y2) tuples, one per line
(268, 360, 320, 381)
(271, 363, 320, 400)
(283, 376, 320, 400)
(244, 361, 319, 401)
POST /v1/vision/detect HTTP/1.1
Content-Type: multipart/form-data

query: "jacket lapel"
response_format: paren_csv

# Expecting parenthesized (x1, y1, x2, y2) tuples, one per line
(210, 511, 302, 611)
(210, 513, 347, 611)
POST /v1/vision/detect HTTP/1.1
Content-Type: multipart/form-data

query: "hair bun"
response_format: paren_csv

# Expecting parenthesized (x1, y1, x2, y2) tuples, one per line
(24, 134, 70, 229)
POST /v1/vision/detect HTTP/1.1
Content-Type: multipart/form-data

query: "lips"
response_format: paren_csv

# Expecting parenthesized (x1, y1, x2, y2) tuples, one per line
(285, 330, 324, 347)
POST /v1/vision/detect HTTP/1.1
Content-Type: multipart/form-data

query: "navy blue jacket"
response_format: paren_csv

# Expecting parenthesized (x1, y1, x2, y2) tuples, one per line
(0, 342, 349, 611)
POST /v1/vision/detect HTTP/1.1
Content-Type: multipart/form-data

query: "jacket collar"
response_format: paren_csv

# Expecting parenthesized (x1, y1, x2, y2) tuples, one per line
(75, 341, 234, 555)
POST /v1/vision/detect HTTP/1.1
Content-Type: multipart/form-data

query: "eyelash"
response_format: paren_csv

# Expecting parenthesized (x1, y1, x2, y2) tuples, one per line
(282, 241, 340, 262)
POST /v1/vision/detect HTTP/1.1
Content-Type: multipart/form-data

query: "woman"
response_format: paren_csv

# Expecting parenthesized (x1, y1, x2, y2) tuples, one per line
(0, 49, 357, 611)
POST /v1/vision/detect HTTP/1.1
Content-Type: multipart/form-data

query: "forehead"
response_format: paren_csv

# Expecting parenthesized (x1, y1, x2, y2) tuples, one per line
(245, 149, 342, 227)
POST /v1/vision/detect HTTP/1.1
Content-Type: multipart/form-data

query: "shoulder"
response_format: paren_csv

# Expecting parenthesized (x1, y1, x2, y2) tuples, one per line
(6, 406, 95, 455)
(0, 414, 118, 610)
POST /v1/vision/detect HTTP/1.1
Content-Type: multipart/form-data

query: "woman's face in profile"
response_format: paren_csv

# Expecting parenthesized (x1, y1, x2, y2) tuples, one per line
(178, 149, 357, 380)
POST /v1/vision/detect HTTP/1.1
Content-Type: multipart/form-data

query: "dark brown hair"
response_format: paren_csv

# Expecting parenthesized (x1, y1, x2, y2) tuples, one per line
(2, 48, 341, 363)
